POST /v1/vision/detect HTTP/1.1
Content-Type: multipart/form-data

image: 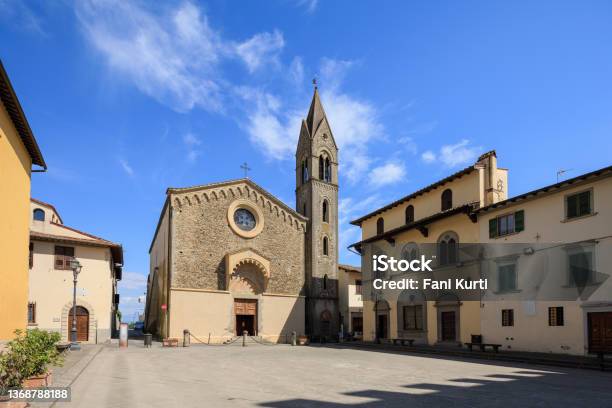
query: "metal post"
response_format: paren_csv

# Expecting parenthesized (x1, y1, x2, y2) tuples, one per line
(71, 274, 81, 350)
(183, 329, 190, 347)
(242, 330, 247, 347)
(291, 331, 296, 346)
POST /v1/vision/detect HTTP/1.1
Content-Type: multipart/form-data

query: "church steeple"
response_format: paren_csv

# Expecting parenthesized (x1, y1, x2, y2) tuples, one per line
(306, 87, 327, 137)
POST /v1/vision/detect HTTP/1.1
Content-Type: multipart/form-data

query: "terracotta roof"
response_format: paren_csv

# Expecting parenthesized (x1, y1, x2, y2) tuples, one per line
(476, 164, 612, 214)
(350, 165, 476, 226)
(0, 60, 46, 168)
(338, 264, 361, 273)
(31, 198, 63, 224)
(30, 230, 123, 265)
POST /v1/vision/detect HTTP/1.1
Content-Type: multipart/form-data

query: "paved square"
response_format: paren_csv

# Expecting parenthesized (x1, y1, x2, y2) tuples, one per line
(55, 343, 612, 407)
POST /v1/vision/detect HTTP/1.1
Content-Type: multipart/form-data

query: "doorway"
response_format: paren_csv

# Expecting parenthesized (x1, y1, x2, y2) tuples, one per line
(68, 306, 89, 342)
(588, 312, 612, 352)
(234, 299, 257, 336)
(441, 311, 456, 341)
(377, 314, 388, 339)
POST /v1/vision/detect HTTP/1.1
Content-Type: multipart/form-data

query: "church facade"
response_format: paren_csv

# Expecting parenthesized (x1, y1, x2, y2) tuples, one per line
(145, 89, 340, 343)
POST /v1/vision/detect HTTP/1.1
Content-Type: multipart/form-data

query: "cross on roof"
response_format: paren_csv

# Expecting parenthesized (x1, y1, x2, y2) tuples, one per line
(240, 162, 251, 178)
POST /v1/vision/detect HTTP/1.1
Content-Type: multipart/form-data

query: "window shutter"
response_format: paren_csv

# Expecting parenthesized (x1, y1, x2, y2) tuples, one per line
(514, 210, 524, 232)
(579, 191, 591, 215)
(489, 218, 498, 238)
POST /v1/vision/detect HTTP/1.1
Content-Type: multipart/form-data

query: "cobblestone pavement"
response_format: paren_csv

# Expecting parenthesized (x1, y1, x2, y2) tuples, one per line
(48, 342, 612, 407)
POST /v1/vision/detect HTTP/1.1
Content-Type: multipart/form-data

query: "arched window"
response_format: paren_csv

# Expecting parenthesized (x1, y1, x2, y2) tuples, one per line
(401, 242, 419, 262)
(438, 232, 459, 266)
(33, 209, 45, 221)
(441, 189, 453, 211)
(301, 160, 309, 184)
(322, 200, 329, 222)
(405, 205, 414, 224)
(324, 157, 331, 182)
(323, 274, 328, 290)
(303, 203, 307, 216)
(323, 236, 329, 255)
(319, 155, 324, 180)
(376, 217, 384, 235)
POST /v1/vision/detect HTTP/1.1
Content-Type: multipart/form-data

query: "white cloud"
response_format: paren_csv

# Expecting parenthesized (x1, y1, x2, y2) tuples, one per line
(367, 162, 406, 187)
(421, 150, 436, 163)
(295, 0, 319, 13)
(183, 132, 202, 162)
(118, 158, 134, 177)
(289, 57, 304, 85)
(235, 30, 285, 73)
(398, 136, 418, 155)
(120, 272, 147, 291)
(422, 139, 481, 167)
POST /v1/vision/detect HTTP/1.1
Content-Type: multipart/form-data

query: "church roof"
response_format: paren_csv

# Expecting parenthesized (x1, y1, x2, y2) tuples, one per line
(305, 87, 327, 136)
(167, 178, 308, 222)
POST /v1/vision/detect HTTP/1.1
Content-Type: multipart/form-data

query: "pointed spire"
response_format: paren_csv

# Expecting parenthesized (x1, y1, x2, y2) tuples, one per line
(306, 86, 327, 136)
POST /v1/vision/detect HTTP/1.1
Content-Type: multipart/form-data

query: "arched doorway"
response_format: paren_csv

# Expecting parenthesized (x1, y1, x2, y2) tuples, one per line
(68, 306, 89, 342)
(375, 300, 390, 340)
(229, 260, 267, 336)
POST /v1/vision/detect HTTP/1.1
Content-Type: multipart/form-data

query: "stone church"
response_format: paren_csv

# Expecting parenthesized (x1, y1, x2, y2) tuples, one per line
(145, 89, 340, 343)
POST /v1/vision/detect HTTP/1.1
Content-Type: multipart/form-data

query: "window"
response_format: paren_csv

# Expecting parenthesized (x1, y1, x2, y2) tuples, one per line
(322, 200, 329, 222)
(54, 246, 75, 270)
(438, 232, 458, 266)
(319, 155, 324, 179)
(401, 243, 419, 262)
(27, 302, 36, 324)
(489, 210, 524, 238)
(498, 263, 517, 292)
(548, 307, 564, 326)
(405, 205, 414, 224)
(403, 305, 424, 330)
(568, 250, 593, 286)
(302, 203, 307, 216)
(566, 190, 592, 219)
(323, 237, 329, 255)
(323, 274, 328, 290)
(29, 242, 34, 269)
(376, 218, 384, 235)
(502, 309, 514, 326)
(355, 280, 362, 294)
(33, 209, 45, 221)
(324, 157, 331, 182)
(301, 160, 309, 184)
(441, 189, 453, 211)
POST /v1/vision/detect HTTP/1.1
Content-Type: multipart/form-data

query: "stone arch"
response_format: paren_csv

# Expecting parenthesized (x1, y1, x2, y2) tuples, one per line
(183, 196, 191, 206)
(173, 198, 182, 208)
(193, 194, 201, 204)
(61, 299, 97, 344)
(225, 250, 271, 295)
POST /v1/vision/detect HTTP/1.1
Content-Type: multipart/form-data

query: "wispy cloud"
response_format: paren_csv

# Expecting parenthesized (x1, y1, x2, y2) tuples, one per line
(235, 30, 285, 73)
(368, 162, 406, 187)
(0, 0, 45, 35)
(422, 139, 481, 167)
(295, 0, 319, 13)
(118, 158, 135, 177)
(120, 271, 147, 291)
(183, 132, 202, 162)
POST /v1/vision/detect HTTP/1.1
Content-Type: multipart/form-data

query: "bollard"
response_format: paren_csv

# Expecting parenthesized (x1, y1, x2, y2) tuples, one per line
(291, 331, 297, 346)
(242, 330, 248, 347)
(143, 333, 152, 348)
(183, 329, 190, 347)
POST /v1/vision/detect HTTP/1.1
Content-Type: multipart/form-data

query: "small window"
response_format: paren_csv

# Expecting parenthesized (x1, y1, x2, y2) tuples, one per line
(54, 246, 75, 270)
(29, 242, 34, 269)
(28, 302, 36, 324)
(441, 189, 453, 211)
(301, 160, 309, 184)
(33, 209, 45, 221)
(405, 205, 414, 224)
(323, 274, 328, 290)
(319, 155, 324, 180)
(322, 200, 329, 222)
(323, 237, 329, 255)
(489, 210, 524, 238)
(302, 203, 307, 216)
(324, 157, 331, 182)
(501, 309, 514, 327)
(403, 305, 424, 330)
(566, 190, 592, 219)
(498, 263, 517, 292)
(438, 233, 458, 266)
(548, 307, 564, 326)
(355, 280, 362, 294)
(376, 218, 384, 235)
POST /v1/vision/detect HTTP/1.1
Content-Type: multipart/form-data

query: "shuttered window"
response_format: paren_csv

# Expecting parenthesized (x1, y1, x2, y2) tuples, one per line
(566, 190, 592, 219)
(403, 305, 424, 330)
(29, 242, 34, 269)
(28, 302, 36, 324)
(548, 307, 564, 326)
(498, 264, 517, 292)
(54, 246, 75, 270)
(502, 309, 514, 326)
(489, 210, 524, 238)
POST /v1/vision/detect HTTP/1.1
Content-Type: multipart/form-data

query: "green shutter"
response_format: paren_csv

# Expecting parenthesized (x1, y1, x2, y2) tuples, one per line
(515, 210, 524, 232)
(489, 218, 498, 238)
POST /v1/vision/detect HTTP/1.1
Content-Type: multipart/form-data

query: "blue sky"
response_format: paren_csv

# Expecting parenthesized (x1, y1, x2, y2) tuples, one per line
(2, 0, 612, 320)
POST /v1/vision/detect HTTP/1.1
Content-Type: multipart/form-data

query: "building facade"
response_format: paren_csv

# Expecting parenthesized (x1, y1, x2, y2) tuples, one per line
(145, 89, 340, 342)
(338, 264, 363, 338)
(0, 61, 46, 341)
(28, 199, 123, 344)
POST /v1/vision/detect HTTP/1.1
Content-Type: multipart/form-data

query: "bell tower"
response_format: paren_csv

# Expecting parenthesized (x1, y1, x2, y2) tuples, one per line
(295, 87, 340, 340)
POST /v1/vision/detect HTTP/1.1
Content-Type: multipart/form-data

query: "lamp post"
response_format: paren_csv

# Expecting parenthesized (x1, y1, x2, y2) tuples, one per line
(69, 259, 82, 351)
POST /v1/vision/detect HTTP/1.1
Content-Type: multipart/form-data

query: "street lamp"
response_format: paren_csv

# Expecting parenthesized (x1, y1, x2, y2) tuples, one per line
(69, 259, 82, 351)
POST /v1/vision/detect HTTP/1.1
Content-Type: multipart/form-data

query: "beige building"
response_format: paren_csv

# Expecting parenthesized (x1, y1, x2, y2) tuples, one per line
(146, 89, 341, 343)
(476, 165, 612, 355)
(28, 199, 123, 343)
(0, 60, 46, 341)
(349, 151, 507, 345)
(338, 264, 363, 338)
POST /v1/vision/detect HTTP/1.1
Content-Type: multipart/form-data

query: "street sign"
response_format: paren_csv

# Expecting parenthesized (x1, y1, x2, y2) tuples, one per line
(161, 304, 167, 310)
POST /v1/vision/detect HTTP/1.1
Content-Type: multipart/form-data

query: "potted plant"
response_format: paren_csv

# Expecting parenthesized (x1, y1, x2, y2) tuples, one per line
(297, 335, 309, 345)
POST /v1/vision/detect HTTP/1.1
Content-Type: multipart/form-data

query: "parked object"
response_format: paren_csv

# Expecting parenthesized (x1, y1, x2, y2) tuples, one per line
(144, 334, 152, 348)
(297, 335, 309, 346)
(162, 338, 179, 347)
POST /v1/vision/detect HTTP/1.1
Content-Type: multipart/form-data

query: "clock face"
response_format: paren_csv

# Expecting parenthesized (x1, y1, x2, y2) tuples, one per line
(234, 208, 256, 231)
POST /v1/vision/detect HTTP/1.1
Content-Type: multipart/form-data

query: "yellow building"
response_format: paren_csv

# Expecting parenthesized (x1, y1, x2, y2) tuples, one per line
(349, 151, 506, 345)
(0, 61, 46, 341)
(338, 264, 363, 338)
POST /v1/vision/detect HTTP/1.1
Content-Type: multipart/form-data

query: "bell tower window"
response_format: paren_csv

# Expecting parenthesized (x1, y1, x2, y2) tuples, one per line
(322, 200, 329, 222)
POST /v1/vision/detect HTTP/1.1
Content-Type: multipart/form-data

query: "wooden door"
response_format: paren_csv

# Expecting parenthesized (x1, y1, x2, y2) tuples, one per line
(377, 314, 388, 339)
(588, 312, 612, 352)
(234, 299, 257, 315)
(68, 306, 89, 342)
(441, 311, 456, 341)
